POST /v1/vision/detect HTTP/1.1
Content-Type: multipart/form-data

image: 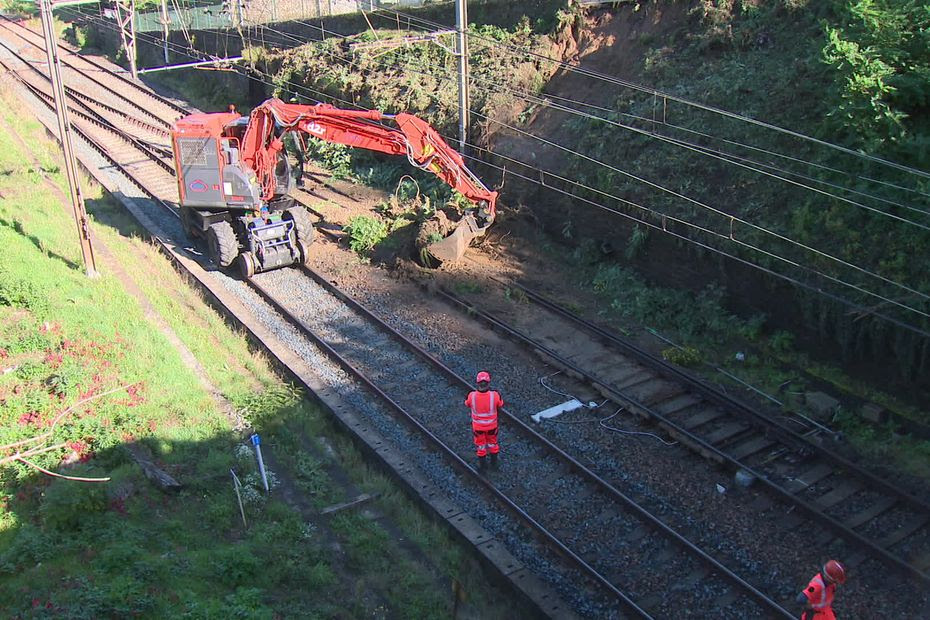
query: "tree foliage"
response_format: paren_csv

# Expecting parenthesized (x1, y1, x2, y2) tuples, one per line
(824, 1, 930, 165)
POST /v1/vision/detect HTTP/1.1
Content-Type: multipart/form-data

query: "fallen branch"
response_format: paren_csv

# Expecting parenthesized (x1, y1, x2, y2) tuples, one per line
(0, 382, 140, 454)
(15, 456, 110, 482)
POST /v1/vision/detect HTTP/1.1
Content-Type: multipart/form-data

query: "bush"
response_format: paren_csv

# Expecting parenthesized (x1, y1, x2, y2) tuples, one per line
(305, 138, 353, 179)
(0, 271, 48, 314)
(211, 545, 262, 587)
(40, 471, 108, 530)
(662, 346, 702, 367)
(344, 216, 388, 255)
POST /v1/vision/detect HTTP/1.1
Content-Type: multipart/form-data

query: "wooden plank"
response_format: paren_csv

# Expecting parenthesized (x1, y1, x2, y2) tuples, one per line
(614, 368, 654, 390)
(703, 422, 748, 445)
(654, 393, 703, 416)
(814, 480, 862, 510)
(124, 443, 181, 493)
(320, 492, 379, 515)
(681, 408, 726, 430)
(878, 513, 930, 548)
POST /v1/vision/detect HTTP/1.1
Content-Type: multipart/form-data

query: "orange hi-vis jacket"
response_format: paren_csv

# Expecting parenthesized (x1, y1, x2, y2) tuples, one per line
(465, 390, 503, 430)
(801, 573, 836, 619)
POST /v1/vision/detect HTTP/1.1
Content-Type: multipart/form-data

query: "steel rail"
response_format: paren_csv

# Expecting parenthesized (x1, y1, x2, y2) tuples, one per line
(297, 264, 794, 618)
(0, 41, 635, 618)
(18, 77, 176, 176)
(436, 286, 930, 585)
(0, 36, 176, 174)
(0, 16, 183, 127)
(245, 275, 653, 619)
(499, 276, 930, 515)
(0, 26, 792, 613)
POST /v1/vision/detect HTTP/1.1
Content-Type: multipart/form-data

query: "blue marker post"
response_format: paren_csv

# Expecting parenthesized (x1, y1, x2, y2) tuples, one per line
(250, 433, 269, 492)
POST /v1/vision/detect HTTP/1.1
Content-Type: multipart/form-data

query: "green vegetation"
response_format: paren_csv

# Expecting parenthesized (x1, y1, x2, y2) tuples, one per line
(344, 215, 388, 255)
(823, 0, 930, 161)
(555, 1, 930, 383)
(561, 238, 930, 480)
(0, 90, 507, 618)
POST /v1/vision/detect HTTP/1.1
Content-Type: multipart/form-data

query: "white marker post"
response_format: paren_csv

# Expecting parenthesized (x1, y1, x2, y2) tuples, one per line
(251, 434, 269, 492)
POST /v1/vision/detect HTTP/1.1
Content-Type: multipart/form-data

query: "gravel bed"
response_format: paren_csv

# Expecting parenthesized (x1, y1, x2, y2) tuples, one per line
(256, 267, 777, 617)
(15, 22, 929, 616)
(336, 281, 930, 617)
(30, 102, 619, 614)
(242, 269, 627, 618)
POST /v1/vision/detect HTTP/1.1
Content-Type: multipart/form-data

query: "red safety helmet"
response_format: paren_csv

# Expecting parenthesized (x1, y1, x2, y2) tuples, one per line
(822, 560, 846, 584)
(476, 371, 491, 383)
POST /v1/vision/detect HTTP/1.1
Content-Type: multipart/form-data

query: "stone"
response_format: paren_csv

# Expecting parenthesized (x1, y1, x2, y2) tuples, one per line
(860, 402, 889, 424)
(805, 391, 840, 419)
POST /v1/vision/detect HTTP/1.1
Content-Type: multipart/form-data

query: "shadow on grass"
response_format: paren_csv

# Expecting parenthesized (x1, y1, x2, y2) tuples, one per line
(0, 215, 81, 271)
(0, 428, 345, 618)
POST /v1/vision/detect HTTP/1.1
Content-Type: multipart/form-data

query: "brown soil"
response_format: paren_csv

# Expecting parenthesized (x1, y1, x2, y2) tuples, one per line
(495, 3, 693, 170)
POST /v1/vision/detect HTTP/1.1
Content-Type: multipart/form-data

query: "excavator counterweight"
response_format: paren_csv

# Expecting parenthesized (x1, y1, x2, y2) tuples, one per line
(171, 98, 497, 276)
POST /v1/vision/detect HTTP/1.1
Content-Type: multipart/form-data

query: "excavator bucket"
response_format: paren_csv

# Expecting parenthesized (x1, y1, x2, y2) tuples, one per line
(425, 214, 487, 263)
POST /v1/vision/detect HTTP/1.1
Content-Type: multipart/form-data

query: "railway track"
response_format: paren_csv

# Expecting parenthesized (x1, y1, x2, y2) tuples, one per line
(437, 275, 930, 584)
(248, 265, 796, 617)
(1, 17, 927, 616)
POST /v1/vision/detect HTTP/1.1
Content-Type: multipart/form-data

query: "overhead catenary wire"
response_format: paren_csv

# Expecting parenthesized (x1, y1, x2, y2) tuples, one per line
(255, 8, 930, 209)
(224, 17, 930, 321)
(241, 12, 930, 229)
(367, 9, 930, 205)
(374, 6, 930, 183)
(52, 9, 930, 337)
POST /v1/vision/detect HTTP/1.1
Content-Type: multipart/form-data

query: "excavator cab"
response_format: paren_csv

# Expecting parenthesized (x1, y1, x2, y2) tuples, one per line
(171, 112, 314, 278)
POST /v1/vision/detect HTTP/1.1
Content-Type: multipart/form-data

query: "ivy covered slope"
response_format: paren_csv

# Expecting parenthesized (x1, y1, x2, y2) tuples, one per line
(550, 1, 930, 381)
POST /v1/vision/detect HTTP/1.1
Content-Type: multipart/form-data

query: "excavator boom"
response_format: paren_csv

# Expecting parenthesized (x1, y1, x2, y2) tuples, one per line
(242, 99, 497, 223)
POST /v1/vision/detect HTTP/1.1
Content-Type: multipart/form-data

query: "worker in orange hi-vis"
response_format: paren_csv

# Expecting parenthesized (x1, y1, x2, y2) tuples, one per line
(465, 371, 503, 470)
(797, 560, 846, 620)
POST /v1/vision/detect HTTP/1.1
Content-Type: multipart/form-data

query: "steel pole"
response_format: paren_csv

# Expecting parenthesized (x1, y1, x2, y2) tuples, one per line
(39, 0, 98, 277)
(160, 0, 170, 64)
(455, 0, 469, 153)
(128, 0, 138, 79)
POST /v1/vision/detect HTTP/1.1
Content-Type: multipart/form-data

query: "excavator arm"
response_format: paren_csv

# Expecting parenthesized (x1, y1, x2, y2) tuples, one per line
(240, 98, 498, 229)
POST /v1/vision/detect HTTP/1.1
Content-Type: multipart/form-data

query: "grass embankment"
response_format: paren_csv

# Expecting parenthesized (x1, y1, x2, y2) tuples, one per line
(0, 90, 508, 617)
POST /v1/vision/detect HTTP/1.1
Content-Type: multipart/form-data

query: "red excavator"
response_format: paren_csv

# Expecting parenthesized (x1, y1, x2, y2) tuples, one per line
(171, 97, 497, 277)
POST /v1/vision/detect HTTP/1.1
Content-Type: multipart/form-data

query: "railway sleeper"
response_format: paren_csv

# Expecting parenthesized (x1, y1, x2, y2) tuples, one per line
(681, 408, 727, 431)
(657, 420, 728, 464)
(784, 463, 835, 494)
(651, 392, 703, 416)
(703, 422, 749, 445)
(812, 479, 862, 511)
(728, 435, 777, 461)
(878, 513, 930, 548)
(845, 496, 897, 529)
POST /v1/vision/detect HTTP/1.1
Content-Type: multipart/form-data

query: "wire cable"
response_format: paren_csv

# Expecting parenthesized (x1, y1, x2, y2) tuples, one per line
(57, 9, 930, 336)
(218, 18, 930, 303)
(234, 21, 930, 319)
(375, 6, 930, 183)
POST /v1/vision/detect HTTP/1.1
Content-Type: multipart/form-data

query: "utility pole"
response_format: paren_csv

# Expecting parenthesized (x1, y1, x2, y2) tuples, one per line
(114, 0, 138, 80)
(38, 0, 98, 277)
(455, 0, 469, 153)
(160, 0, 170, 64)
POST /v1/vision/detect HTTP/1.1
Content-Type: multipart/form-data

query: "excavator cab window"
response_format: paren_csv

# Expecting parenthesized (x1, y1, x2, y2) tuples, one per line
(221, 137, 241, 166)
